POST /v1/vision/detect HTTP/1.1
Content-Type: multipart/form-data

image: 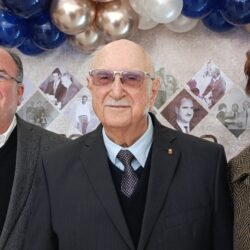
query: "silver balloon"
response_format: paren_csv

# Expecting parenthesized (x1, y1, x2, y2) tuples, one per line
(96, 0, 139, 42)
(51, 0, 96, 35)
(129, 0, 147, 17)
(245, 24, 250, 33)
(138, 15, 158, 30)
(68, 25, 104, 52)
(144, 0, 183, 24)
(166, 14, 199, 33)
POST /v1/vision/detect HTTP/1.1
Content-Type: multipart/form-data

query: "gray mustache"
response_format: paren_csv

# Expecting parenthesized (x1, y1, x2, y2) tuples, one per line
(105, 99, 130, 106)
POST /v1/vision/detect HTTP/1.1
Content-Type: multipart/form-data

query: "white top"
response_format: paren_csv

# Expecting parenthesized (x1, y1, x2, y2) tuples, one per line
(75, 102, 91, 122)
(0, 116, 17, 148)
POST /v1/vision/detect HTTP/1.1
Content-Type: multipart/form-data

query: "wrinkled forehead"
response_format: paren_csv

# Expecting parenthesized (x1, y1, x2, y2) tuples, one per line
(91, 40, 154, 73)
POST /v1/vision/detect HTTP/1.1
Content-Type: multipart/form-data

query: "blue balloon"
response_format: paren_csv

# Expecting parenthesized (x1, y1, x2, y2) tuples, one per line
(30, 12, 66, 50)
(0, 10, 27, 47)
(3, 0, 49, 18)
(202, 8, 234, 32)
(219, 0, 250, 25)
(18, 36, 45, 56)
(182, 0, 217, 18)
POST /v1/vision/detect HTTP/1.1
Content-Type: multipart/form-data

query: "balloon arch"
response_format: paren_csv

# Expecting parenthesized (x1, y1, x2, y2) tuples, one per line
(0, 0, 249, 56)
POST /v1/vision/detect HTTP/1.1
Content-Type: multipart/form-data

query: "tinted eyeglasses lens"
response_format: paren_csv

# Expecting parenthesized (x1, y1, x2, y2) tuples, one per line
(93, 70, 114, 85)
(121, 71, 144, 87)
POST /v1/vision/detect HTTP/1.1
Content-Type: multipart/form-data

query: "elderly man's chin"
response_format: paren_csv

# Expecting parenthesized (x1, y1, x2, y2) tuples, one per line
(102, 107, 132, 128)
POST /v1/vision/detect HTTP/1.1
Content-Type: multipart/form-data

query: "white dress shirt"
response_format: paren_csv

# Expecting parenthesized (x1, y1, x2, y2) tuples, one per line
(102, 115, 153, 171)
(0, 116, 17, 148)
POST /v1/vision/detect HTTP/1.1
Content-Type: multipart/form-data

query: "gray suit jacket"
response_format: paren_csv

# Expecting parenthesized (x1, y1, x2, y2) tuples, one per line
(24, 114, 233, 250)
(0, 116, 69, 250)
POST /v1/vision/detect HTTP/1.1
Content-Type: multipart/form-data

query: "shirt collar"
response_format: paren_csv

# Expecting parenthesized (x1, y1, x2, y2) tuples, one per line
(0, 116, 17, 148)
(102, 115, 153, 171)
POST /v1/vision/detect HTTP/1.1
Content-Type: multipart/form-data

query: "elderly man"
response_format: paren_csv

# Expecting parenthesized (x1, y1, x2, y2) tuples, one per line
(0, 48, 69, 250)
(25, 40, 233, 250)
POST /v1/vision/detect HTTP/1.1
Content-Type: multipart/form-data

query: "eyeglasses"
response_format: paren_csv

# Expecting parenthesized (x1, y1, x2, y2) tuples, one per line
(89, 69, 155, 88)
(0, 71, 21, 84)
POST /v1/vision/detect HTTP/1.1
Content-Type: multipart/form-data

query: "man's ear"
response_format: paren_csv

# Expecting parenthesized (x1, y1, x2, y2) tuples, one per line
(87, 77, 91, 90)
(17, 84, 24, 106)
(149, 77, 160, 108)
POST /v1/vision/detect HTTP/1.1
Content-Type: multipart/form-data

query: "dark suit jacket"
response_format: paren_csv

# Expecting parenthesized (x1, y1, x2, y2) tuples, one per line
(24, 115, 233, 250)
(0, 116, 69, 250)
(43, 81, 67, 103)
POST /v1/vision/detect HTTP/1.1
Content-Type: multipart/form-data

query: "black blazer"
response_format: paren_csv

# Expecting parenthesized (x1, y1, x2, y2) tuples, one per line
(0, 117, 69, 250)
(24, 115, 233, 250)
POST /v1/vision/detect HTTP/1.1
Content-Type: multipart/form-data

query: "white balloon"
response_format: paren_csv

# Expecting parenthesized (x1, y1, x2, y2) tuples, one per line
(129, 0, 147, 17)
(138, 15, 158, 30)
(166, 14, 199, 33)
(144, 0, 183, 24)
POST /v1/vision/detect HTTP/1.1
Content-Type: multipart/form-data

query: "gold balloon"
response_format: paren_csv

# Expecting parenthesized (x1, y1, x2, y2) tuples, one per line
(96, 0, 139, 42)
(68, 25, 104, 52)
(51, 0, 96, 35)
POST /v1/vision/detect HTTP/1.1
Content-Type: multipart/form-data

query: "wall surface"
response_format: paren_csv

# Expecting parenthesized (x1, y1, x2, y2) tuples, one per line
(14, 22, 250, 160)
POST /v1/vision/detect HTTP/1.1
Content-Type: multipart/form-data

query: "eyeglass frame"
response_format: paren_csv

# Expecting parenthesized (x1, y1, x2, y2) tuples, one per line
(0, 70, 22, 84)
(88, 69, 155, 87)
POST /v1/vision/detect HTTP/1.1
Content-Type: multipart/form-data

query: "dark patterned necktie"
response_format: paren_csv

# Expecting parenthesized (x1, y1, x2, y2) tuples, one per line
(117, 150, 138, 198)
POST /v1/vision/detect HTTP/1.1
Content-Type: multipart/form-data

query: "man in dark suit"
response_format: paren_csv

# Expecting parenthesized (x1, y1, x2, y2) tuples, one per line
(173, 96, 195, 133)
(25, 39, 233, 250)
(0, 48, 69, 250)
(42, 68, 67, 106)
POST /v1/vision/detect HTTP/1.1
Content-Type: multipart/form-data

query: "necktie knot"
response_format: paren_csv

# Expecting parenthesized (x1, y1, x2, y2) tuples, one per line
(117, 150, 134, 167)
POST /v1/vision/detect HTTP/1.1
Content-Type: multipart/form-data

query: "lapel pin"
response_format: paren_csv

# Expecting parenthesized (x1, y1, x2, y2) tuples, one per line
(167, 148, 173, 155)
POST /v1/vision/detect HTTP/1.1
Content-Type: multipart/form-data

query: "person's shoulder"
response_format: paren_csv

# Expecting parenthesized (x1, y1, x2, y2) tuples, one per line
(229, 146, 250, 167)
(157, 122, 223, 153)
(17, 116, 69, 146)
(43, 127, 99, 157)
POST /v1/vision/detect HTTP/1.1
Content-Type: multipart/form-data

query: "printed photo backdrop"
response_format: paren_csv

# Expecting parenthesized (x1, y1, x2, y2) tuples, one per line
(17, 61, 250, 159)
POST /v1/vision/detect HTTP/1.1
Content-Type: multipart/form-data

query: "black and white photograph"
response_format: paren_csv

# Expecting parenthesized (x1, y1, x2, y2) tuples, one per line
(18, 91, 59, 129)
(213, 87, 250, 137)
(63, 88, 99, 135)
(161, 89, 208, 134)
(186, 61, 233, 109)
(39, 67, 82, 110)
(154, 67, 179, 109)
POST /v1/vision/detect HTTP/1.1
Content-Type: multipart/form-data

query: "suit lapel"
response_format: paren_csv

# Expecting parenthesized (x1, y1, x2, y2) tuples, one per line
(138, 121, 180, 250)
(0, 118, 41, 248)
(79, 127, 135, 250)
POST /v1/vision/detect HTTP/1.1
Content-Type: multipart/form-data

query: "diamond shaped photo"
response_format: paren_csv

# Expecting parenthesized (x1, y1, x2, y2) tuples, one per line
(63, 88, 99, 135)
(154, 67, 179, 109)
(186, 61, 233, 109)
(161, 89, 208, 134)
(39, 68, 82, 110)
(212, 87, 250, 137)
(18, 91, 59, 129)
